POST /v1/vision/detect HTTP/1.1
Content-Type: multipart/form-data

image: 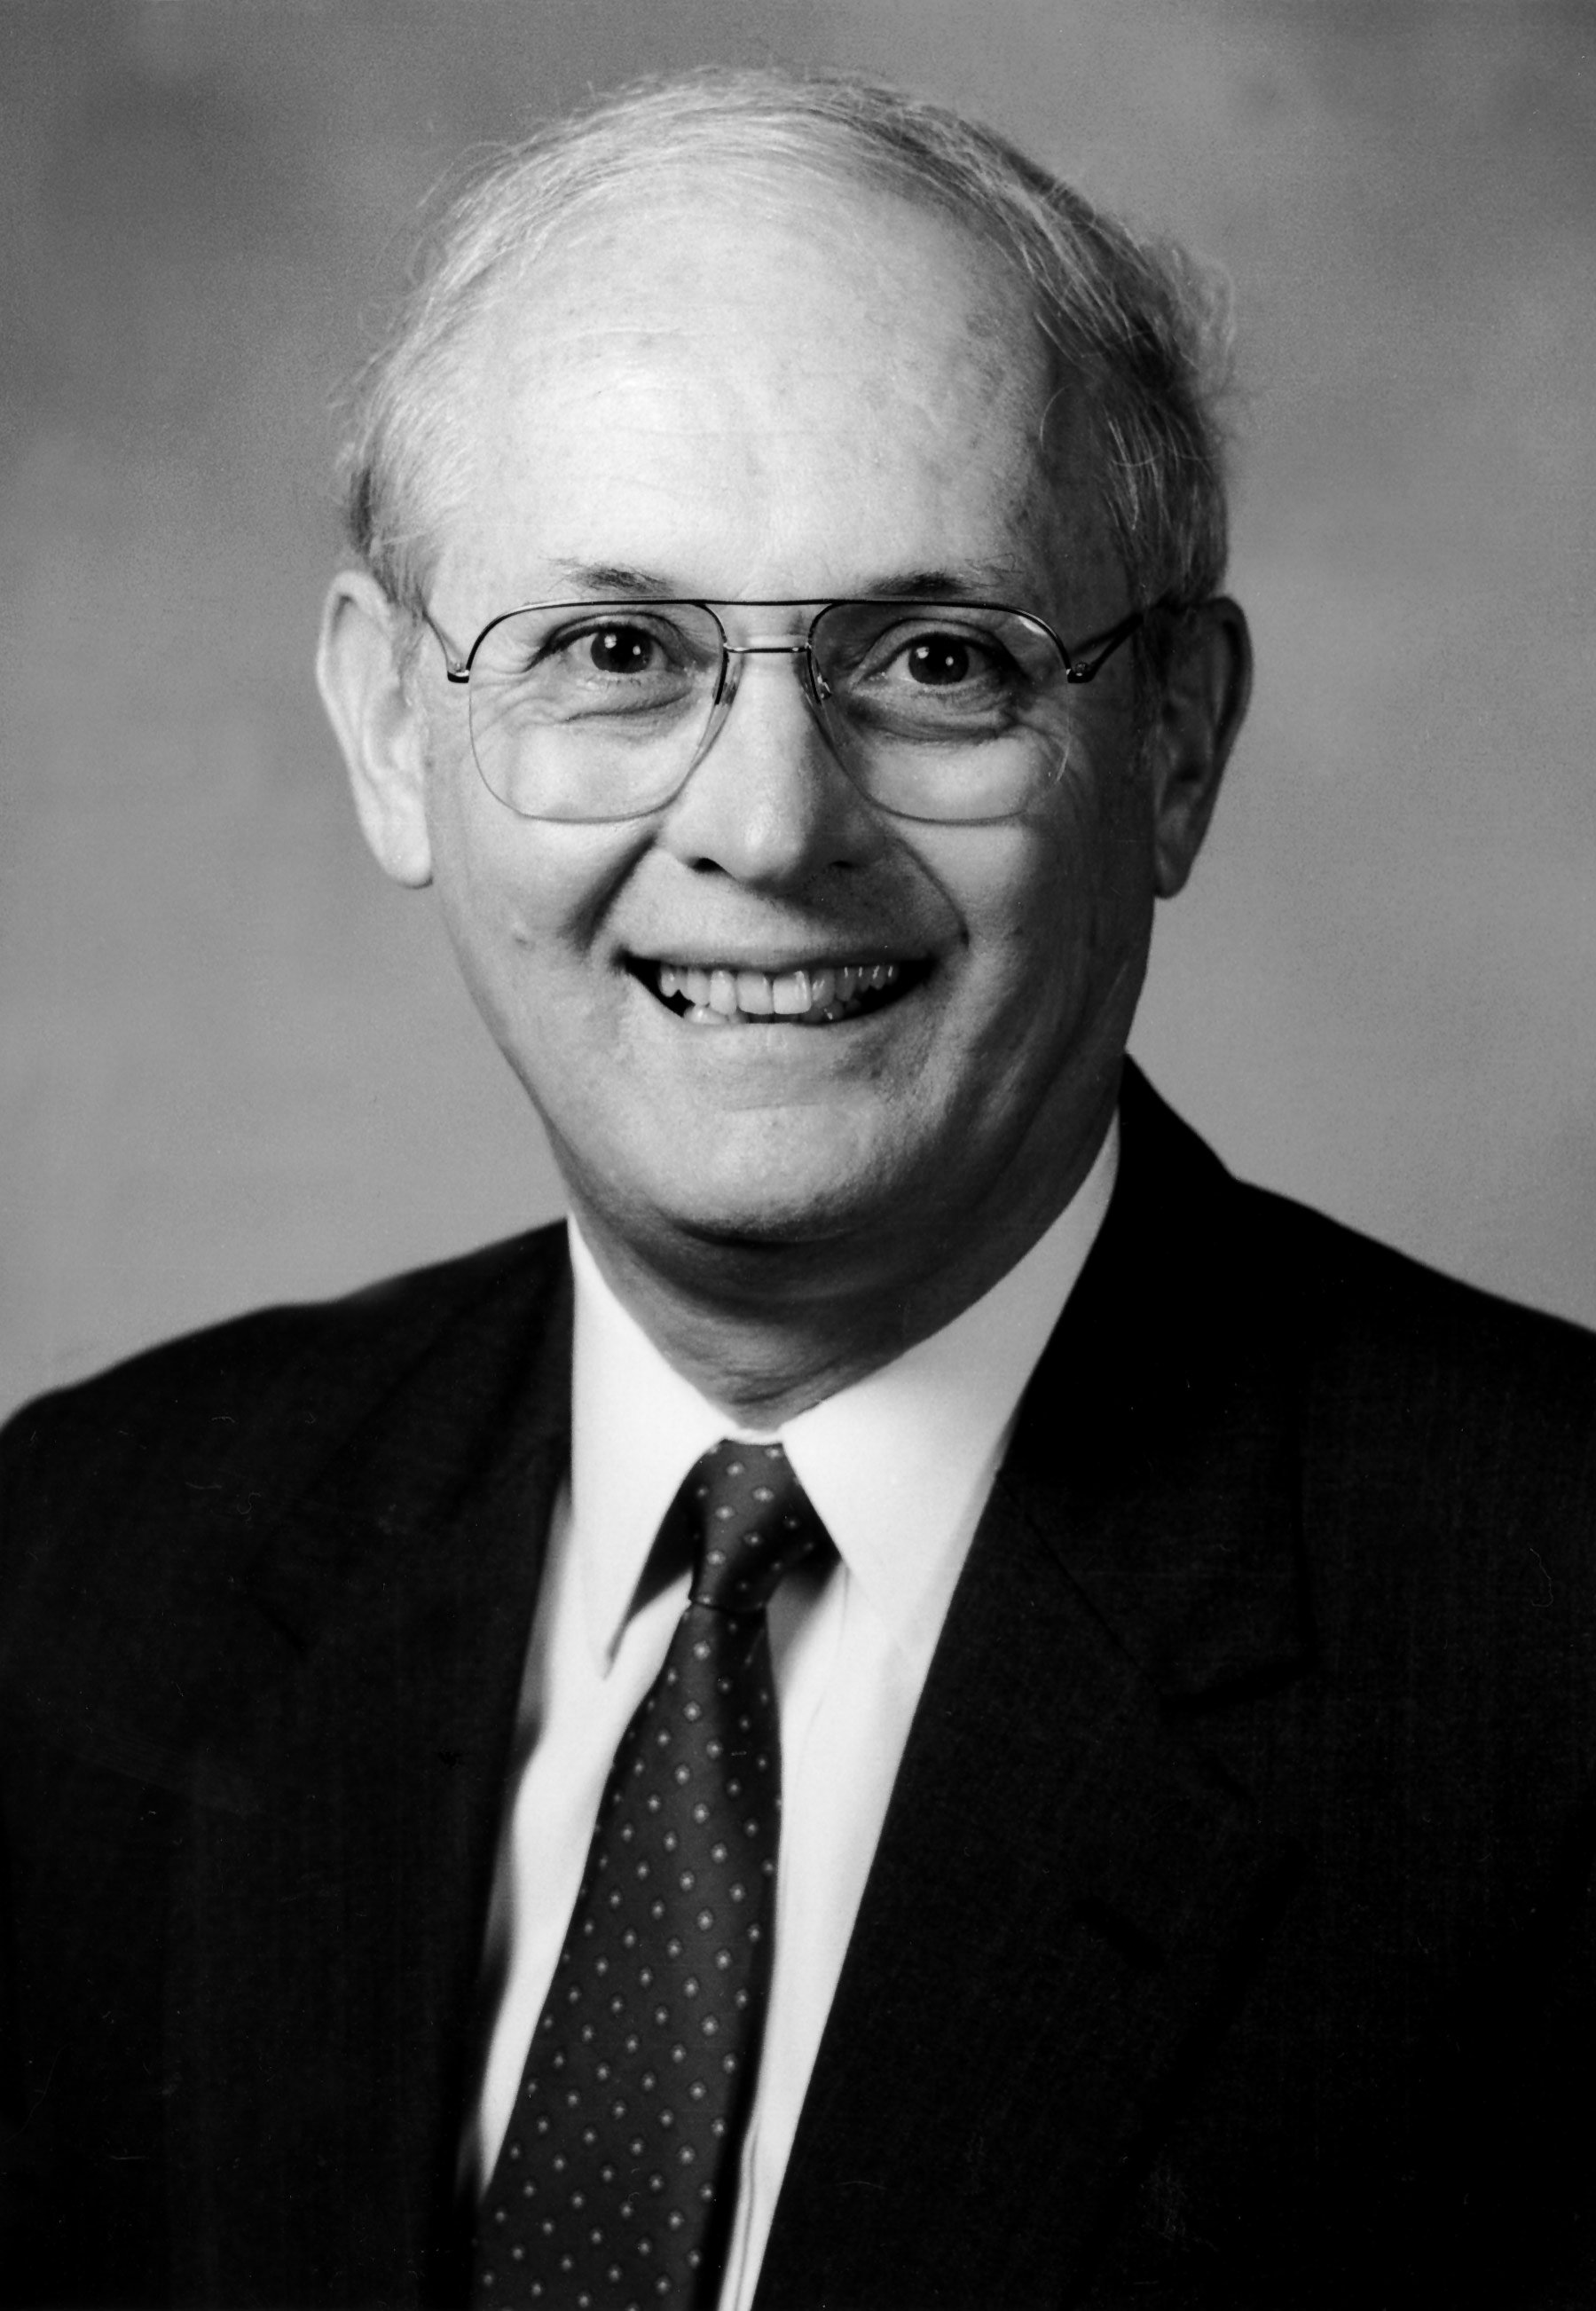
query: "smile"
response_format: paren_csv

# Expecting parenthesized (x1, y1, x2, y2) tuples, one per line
(639, 958, 920, 1026)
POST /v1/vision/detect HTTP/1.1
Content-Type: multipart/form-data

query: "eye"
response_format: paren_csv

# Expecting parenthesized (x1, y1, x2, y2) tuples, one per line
(560, 620, 673, 677)
(901, 633, 981, 688)
(876, 624, 1017, 696)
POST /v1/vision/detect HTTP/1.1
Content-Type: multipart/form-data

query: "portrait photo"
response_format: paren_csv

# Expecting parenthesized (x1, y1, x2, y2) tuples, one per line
(2, 5, 1592, 2307)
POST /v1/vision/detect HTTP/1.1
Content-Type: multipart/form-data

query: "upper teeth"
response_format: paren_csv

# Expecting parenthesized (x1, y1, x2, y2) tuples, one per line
(656, 961, 901, 1018)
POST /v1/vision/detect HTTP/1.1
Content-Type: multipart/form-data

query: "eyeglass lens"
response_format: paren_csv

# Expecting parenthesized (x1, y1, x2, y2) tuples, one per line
(462, 600, 1088, 823)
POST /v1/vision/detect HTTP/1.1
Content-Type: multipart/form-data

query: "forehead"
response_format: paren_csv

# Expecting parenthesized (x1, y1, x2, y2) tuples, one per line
(436, 161, 1107, 613)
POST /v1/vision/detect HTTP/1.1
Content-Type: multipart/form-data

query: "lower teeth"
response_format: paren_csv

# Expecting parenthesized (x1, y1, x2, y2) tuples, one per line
(682, 995, 868, 1026)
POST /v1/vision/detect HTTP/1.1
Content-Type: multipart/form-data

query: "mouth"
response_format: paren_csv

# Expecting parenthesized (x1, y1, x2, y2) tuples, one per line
(631, 956, 926, 1026)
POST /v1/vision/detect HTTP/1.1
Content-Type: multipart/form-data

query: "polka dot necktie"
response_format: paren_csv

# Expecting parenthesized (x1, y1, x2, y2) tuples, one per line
(474, 1440, 829, 2310)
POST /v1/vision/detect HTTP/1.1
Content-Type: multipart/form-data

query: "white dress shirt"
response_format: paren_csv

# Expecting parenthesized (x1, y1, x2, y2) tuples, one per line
(465, 1121, 1117, 2308)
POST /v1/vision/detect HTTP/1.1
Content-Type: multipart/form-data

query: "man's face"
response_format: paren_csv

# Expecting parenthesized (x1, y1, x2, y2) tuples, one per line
(407, 171, 1168, 1300)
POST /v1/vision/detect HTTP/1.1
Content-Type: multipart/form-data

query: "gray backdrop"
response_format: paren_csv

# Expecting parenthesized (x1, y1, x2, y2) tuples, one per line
(3, 0, 1592, 1423)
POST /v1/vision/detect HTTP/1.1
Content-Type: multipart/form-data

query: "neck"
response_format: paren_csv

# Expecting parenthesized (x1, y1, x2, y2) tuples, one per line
(562, 1089, 1118, 1430)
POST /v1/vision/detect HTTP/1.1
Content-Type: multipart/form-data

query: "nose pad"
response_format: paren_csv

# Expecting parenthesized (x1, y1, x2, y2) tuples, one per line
(688, 642, 836, 782)
(797, 642, 831, 709)
(790, 645, 854, 782)
(682, 649, 741, 781)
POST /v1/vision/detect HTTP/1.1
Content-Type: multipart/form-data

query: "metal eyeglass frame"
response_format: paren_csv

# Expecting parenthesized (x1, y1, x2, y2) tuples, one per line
(414, 595, 1148, 814)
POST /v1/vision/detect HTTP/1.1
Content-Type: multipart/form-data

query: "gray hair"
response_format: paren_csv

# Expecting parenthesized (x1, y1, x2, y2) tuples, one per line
(341, 68, 1234, 651)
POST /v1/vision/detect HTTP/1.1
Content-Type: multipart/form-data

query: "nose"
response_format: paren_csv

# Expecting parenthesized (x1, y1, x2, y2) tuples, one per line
(656, 644, 889, 888)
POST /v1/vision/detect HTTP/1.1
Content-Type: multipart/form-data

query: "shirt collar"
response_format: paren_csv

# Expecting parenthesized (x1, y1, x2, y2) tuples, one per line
(567, 1117, 1119, 1673)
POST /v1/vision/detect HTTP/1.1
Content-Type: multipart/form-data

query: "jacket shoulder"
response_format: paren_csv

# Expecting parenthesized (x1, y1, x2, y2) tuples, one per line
(1122, 1059, 1596, 1408)
(1190, 1142, 1596, 1650)
(0, 1223, 571, 1572)
(1238, 1170, 1596, 1435)
(1107, 1064, 1596, 1612)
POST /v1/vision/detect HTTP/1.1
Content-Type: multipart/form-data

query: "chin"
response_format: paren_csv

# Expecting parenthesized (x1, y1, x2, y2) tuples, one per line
(672, 1180, 877, 1253)
(616, 1157, 908, 1266)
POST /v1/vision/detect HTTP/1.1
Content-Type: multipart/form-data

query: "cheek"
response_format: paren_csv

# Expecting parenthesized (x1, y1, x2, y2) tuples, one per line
(1048, 733, 1152, 920)
(424, 745, 641, 991)
(426, 782, 531, 994)
(961, 763, 1151, 1039)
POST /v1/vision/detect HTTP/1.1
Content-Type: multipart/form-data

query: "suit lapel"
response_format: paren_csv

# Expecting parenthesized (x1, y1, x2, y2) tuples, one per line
(759, 1073, 1314, 2309)
(165, 1250, 573, 2307)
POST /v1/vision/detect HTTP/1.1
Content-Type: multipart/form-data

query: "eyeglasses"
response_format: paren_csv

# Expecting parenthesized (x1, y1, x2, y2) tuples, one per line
(419, 596, 1144, 825)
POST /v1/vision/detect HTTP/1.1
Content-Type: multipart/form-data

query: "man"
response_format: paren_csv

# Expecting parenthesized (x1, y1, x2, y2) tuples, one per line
(1, 66, 1592, 2311)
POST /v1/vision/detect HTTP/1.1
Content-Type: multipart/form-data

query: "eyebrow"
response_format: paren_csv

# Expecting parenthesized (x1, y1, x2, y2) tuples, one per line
(544, 562, 681, 597)
(539, 559, 1029, 603)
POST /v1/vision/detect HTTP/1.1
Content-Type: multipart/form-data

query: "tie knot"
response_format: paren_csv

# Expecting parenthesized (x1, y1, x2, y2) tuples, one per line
(687, 1439, 826, 1615)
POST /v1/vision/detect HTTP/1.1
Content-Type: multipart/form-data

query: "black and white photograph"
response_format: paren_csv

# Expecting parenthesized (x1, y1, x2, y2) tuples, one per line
(2, 5, 1593, 2306)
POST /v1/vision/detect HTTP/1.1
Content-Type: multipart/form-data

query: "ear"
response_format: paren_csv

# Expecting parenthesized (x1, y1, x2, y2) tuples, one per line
(315, 568, 436, 889)
(1144, 597, 1253, 899)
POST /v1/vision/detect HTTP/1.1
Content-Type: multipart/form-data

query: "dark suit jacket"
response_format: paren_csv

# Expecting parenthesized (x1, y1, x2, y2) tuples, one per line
(3, 1067, 1595, 2309)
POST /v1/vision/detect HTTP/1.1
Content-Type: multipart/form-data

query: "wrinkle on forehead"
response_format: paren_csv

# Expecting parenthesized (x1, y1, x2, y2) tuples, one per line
(484, 166, 1031, 405)
(505, 153, 1033, 336)
(506, 185, 1029, 397)
(436, 161, 1115, 618)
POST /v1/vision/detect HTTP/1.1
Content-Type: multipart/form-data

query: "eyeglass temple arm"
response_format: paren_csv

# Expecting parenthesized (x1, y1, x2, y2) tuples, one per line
(412, 601, 471, 682)
(1062, 607, 1148, 683)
